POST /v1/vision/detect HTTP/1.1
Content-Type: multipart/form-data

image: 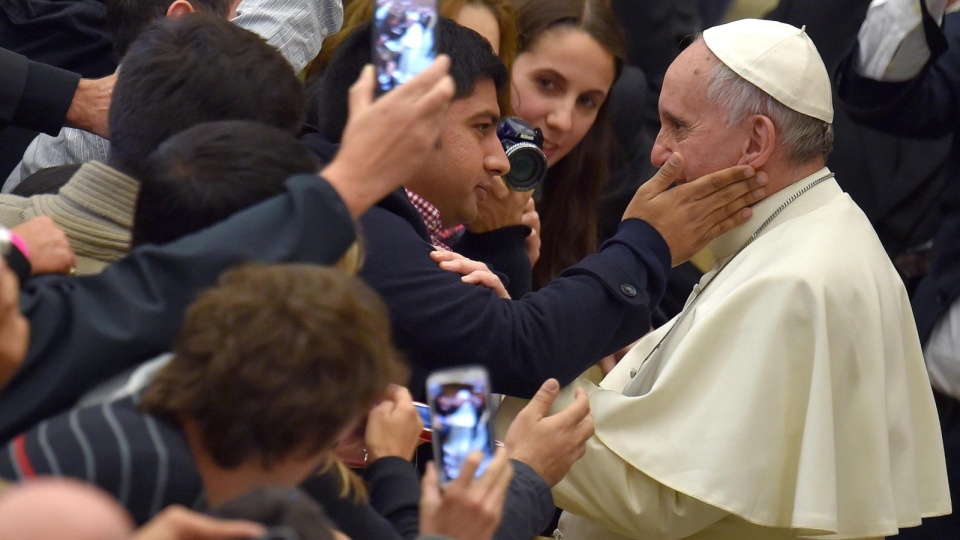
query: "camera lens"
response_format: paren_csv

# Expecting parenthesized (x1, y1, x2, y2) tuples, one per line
(497, 116, 547, 191)
(503, 144, 547, 192)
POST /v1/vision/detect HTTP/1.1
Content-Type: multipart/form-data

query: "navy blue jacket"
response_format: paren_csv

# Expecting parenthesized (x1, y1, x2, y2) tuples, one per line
(358, 189, 671, 398)
(835, 12, 960, 342)
(0, 175, 357, 442)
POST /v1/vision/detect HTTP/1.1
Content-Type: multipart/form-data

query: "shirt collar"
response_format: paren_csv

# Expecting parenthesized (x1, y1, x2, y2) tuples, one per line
(708, 167, 838, 262)
(404, 188, 451, 250)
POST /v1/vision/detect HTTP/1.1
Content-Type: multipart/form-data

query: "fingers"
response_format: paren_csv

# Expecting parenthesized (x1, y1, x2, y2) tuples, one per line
(461, 271, 510, 299)
(519, 378, 560, 420)
(641, 152, 686, 196)
(432, 251, 491, 275)
(683, 165, 760, 202)
(420, 461, 442, 508)
(449, 451, 484, 493)
(703, 206, 754, 241)
(551, 386, 591, 430)
(347, 64, 376, 119)
(689, 172, 767, 237)
(439, 258, 488, 274)
(472, 447, 512, 496)
(386, 384, 413, 406)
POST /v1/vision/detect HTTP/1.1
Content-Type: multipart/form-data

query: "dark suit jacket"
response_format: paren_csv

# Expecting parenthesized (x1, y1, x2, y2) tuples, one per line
(0, 175, 357, 442)
(0, 0, 115, 179)
(0, 47, 79, 135)
(836, 12, 960, 342)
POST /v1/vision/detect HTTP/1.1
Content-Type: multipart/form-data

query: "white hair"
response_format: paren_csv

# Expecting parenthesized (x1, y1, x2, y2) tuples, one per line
(705, 55, 833, 165)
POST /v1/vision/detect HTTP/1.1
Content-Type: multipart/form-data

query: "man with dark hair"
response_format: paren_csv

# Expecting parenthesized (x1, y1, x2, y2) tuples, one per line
(132, 120, 319, 247)
(107, 14, 304, 178)
(307, 19, 766, 403)
(0, 264, 408, 524)
(0, 13, 305, 275)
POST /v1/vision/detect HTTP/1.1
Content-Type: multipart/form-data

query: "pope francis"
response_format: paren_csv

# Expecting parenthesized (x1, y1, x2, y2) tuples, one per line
(548, 18, 951, 540)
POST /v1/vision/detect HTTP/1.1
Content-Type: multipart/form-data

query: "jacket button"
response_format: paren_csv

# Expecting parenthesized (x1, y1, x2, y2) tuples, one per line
(621, 284, 637, 297)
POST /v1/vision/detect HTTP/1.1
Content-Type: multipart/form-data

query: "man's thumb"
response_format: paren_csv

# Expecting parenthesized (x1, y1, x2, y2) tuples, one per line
(649, 152, 684, 192)
(524, 378, 560, 417)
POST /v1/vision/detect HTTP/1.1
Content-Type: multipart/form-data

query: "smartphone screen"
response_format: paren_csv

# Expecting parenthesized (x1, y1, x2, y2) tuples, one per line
(414, 402, 432, 430)
(372, 0, 438, 95)
(426, 366, 495, 484)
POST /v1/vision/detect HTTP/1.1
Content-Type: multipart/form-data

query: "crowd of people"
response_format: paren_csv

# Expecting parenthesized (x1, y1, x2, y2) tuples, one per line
(0, 0, 958, 539)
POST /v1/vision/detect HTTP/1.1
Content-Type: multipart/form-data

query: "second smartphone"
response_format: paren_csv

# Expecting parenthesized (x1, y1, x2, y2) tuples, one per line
(425, 365, 496, 484)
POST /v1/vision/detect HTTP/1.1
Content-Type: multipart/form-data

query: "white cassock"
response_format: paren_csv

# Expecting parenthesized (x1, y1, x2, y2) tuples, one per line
(543, 169, 949, 539)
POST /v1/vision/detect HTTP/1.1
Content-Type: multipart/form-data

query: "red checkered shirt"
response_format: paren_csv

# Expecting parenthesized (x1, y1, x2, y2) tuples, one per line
(405, 188, 452, 250)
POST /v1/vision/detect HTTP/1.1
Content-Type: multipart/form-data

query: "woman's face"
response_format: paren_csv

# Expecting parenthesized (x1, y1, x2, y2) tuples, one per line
(511, 27, 616, 167)
(454, 3, 501, 54)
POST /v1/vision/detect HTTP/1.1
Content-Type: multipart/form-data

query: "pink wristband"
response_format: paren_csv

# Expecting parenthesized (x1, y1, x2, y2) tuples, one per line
(9, 232, 30, 261)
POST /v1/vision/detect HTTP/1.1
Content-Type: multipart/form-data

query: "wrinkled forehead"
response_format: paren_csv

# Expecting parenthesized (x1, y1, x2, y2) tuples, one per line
(660, 41, 719, 108)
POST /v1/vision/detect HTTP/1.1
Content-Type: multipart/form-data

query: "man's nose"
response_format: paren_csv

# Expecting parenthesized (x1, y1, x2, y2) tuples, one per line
(650, 129, 671, 168)
(485, 143, 510, 177)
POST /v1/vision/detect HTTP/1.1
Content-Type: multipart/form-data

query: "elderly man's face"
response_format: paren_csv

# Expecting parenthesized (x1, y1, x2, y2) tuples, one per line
(651, 40, 751, 183)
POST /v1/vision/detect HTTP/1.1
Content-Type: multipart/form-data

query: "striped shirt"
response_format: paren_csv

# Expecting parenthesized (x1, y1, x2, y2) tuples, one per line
(0, 397, 204, 525)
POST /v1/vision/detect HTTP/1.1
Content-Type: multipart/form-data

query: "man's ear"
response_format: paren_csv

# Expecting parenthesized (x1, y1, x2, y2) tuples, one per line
(167, 0, 196, 17)
(738, 114, 776, 169)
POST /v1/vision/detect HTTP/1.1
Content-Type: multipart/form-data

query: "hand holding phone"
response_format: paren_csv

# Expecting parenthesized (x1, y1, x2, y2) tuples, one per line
(426, 366, 496, 484)
(418, 447, 512, 540)
(364, 384, 424, 462)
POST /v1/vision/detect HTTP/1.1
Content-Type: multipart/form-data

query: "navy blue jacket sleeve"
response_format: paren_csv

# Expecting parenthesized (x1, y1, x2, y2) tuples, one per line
(835, 12, 960, 138)
(300, 459, 412, 540)
(493, 460, 555, 540)
(364, 457, 421, 539)
(0, 175, 356, 443)
(0, 47, 80, 135)
(359, 207, 670, 398)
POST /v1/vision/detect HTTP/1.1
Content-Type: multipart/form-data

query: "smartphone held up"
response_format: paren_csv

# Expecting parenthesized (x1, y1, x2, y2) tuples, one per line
(425, 366, 496, 485)
(372, 0, 438, 95)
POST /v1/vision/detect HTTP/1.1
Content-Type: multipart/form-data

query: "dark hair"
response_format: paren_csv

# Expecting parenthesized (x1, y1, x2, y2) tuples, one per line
(132, 120, 320, 247)
(513, 0, 626, 288)
(105, 0, 233, 59)
(210, 487, 337, 540)
(139, 264, 407, 469)
(108, 13, 305, 178)
(309, 17, 508, 143)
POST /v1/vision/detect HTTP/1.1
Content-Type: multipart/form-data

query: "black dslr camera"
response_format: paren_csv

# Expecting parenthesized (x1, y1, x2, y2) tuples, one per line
(497, 117, 547, 192)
